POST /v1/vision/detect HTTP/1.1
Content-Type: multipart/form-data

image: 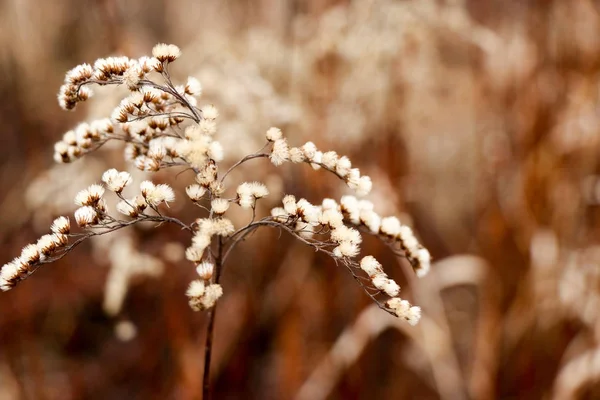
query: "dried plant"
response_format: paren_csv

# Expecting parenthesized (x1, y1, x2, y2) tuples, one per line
(0, 43, 431, 397)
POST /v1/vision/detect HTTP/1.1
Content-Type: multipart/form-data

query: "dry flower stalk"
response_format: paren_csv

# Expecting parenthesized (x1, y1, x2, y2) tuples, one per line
(0, 43, 432, 395)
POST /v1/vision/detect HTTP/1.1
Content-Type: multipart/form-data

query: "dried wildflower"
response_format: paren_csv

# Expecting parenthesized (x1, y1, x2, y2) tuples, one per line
(208, 141, 224, 162)
(196, 261, 214, 280)
(289, 147, 305, 163)
(191, 234, 212, 251)
(381, 216, 402, 237)
(140, 181, 175, 206)
(211, 198, 230, 215)
(20, 244, 40, 265)
(266, 127, 282, 142)
(335, 156, 352, 177)
(270, 138, 290, 166)
(333, 241, 360, 258)
(282, 195, 297, 215)
(50, 216, 71, 235)
(386, 298, 421, 326)
(319, 208, 344, 228)
(213, 218, 235, 236)
(186, 280, 205, 298)
(202, 105, 219, 120)
(74, 206, 98, 227)
(2, 43, 432, 336)
(152, 43, 181, 63)
(271, 207, 289, 222)
(37, 234, 59, 256)
(185, 77, 202, 97)
(102, 169, 132, 193)
(185, 247, 205, 263)
(75, 184, 105, 206)
(123, 63, 144, 90)
(188, 283, 223, 311)
(186, 184, 206, 202)
(360, 256, 383, 278)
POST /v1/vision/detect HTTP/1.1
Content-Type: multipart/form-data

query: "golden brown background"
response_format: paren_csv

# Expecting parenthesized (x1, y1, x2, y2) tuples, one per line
(1, 0, 600, 399)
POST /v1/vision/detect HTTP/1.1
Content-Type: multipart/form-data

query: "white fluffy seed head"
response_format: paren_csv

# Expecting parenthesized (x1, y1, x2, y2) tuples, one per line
(301, 142, 317, 159)
(381, 216, 402, 237)
(360, 210, 381, 234)
(116, 199, 138, 217)
(37, 234, 58, 255)
(186, 184, 206, 201)
(102, 169, 132, 193)
(383, 279, 400, 297)
(310, 151, 323, 170)
(289, 147, 305, 163)
(238, 194, 254, 209)
(201, 104, 219, 120)
(319, 209, 344, 228)
(321, 198, 338, 210)
(297, 199, 320, 224)
(192, 234, 212, 251)
(321, 151, 338, 169)
(398, 226, 419, 251)
(143, 183, 175, 206)
(211, 198, 230, 215)
(416, 248, 431, 277)
(185, 77, 202, 96)
(196, 261, 214, 280)
(356, 176, 373, 196)
(271, 207, 289, 222)
(20, 244, 40, 264)
(208, 141, 224, 162)
(387, 298, 422, 325)
(270, 139, 290, 166)
(333, 241, 360, 258)
(360, 256, 383, 277)
(74, 206, 98, 227)
(152, 43, 181, 62)
(185, 246, 204, 263)
(50, 216, 71, 235)
(335, 156, 352, 177)
(75, 184, 105, 206)
(266, 127, 283, 142)
(331, 225, 362, 245)
(213, 218, 235, 236)
(372, 273, 389, 291)
(248, 182, 269, 198)
(186, 280, 205, 298)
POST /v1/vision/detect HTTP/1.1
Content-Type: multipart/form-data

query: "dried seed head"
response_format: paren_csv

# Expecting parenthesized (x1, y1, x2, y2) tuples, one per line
(152, 43, 181, 63)
(50, 216, 71, 235)
(196, 261, 214, 280)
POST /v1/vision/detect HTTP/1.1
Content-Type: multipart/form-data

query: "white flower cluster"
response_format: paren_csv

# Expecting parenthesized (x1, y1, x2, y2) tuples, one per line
(185, 218, 235, 266)
(183, 217, 235, 312)
(186, 278, 223, 312)
(53, 119, 114, 163)
(58, 44, 182, 111)
(236, 182, 269, 209)
(339, 195, 431, 277)
(266, 127, 372, 195)
(358, 256, 419, 324)
(269, 194, 430, 323)
(0, 216, 71, 291)
(73, 183, 107, 226)
(56, 43, 222, 179)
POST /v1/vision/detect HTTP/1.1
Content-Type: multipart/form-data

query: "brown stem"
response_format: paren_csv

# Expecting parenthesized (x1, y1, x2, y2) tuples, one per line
(202, 237, 223, 399)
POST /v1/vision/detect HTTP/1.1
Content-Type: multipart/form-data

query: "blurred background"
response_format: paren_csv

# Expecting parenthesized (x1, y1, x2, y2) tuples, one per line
(1, 0, 600, 399)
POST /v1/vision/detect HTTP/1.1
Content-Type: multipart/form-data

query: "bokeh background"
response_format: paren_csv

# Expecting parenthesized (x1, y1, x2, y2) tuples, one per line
(1, 0, 600, 399)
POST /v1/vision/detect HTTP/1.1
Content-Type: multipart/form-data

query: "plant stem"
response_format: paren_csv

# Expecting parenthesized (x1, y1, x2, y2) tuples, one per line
(202, 237, 223, 399)
(202, 307, 217, 399)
